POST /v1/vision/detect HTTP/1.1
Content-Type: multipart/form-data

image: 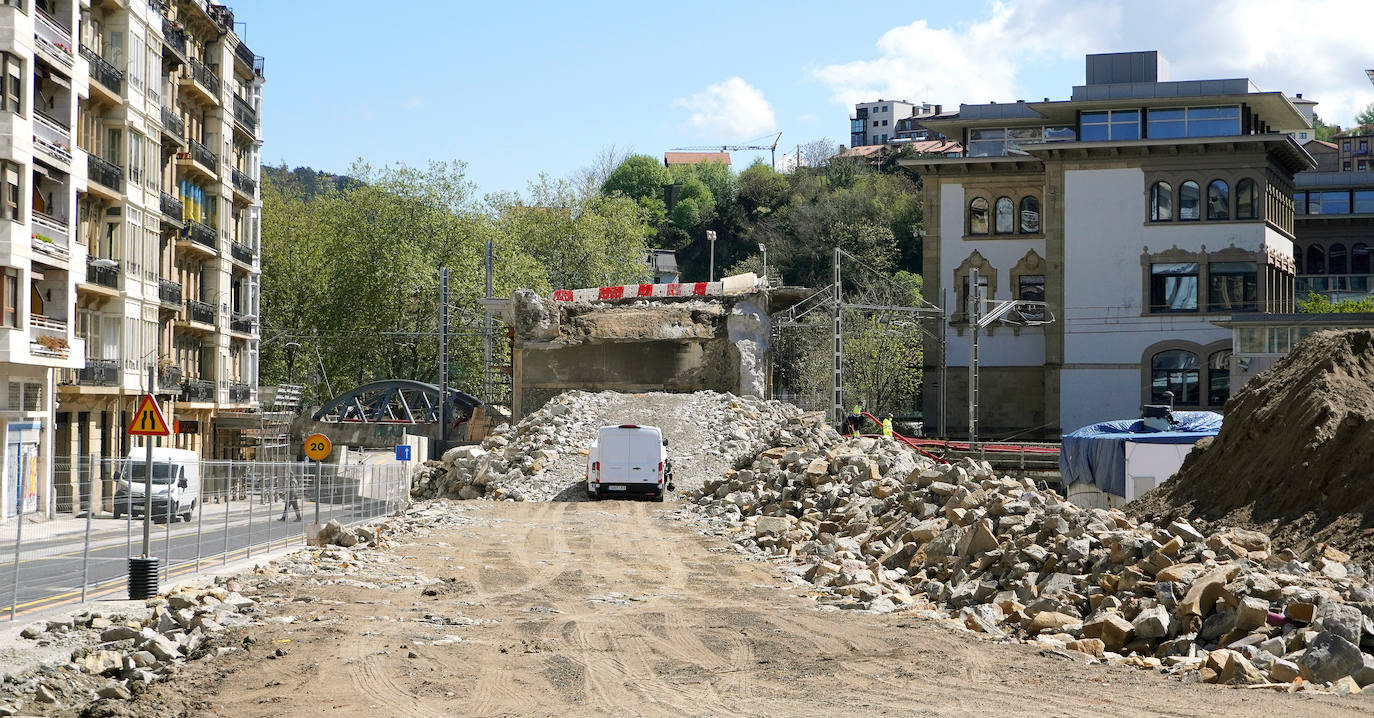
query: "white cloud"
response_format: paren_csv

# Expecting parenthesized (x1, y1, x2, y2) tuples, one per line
(814, 0, 1374, 128)
(674, 77, 777, 139)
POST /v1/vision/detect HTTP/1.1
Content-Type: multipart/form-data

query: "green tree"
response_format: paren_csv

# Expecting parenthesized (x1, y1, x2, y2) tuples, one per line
(738, 160, 790, 216)
(669, 177, 715, 230)
(602, 154, 671, 203)
(1356, 102, 1374, 128)
(1312, 114, 1339, 142)
(1298, 291, 1374, 313)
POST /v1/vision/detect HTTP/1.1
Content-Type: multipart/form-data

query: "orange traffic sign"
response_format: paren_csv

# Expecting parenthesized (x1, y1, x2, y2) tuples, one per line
(127, 394, 170, 436)
(304, 433, 332, 461)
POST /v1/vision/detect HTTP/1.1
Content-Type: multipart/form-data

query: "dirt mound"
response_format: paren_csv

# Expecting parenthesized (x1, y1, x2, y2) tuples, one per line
(1130, 329, 1374, 562)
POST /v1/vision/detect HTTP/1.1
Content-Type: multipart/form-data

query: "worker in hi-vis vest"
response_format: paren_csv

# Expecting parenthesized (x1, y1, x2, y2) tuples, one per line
(882, 415, 894, 438)
(846, 405, 863, 437)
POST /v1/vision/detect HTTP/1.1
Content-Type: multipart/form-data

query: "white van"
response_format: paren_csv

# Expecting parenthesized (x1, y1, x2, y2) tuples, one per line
(586, 424, 673, 501)
(112, 447, 201, 522)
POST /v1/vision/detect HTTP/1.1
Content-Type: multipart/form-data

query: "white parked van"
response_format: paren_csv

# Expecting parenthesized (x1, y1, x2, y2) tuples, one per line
(112, 447, 201, 522)
(585, 424, 673, 501)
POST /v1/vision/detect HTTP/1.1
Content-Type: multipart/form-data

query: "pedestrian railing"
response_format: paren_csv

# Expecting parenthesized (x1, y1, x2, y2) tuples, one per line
(1, 457, 411, 621)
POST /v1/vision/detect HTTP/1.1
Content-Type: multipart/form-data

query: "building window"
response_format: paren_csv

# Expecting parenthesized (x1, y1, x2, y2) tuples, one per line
(1017, 274, 1045, 321)
(1354, 190, 1374, 214)
(1151, 350, 1200, 406)
(969, 197, 989, 235)
(2, 161, 18, 221)
(2, 267, 17, 328)
(1352, 243, 1371, 274)
(1236, 178, 1257, 219)
(1147, 106, 1242, 138)
(2, 53, 20, 115)
(1207, 180, 1230, 220)
(1295, 191, 1307, 215)
(1150, 181, 1173, 221)
(961, 272, 989, 315)
(1309, 190, 1350, 215)
(1329, 243, 1348, 274)
(1345, 161, 1353, 171)
(1305, 245, 1325, 274)
(1361, 140, 1369, 153)
(1208, 351, 1231, 406)
(1179, 181, 1200, 220)
(1081, 109, 1140, 141)
(1150, 262, 1199, 312)
(881, 120, 888, 126)
(994, 196, 1014, 234)
(1019, 196, 1040, 233)
(1207, 262, 1257, 311)
(872, 121, 879, 127)
(1343, 141, 1352, 152)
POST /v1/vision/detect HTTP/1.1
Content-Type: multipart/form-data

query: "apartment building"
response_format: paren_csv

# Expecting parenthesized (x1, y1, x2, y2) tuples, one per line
(0, 0, 265, 519)
(849, 100, 940, 147)
(901, 51, 1312, 438)
(1334, 128, 1374, 172)
(1292, 170, 1374, 300)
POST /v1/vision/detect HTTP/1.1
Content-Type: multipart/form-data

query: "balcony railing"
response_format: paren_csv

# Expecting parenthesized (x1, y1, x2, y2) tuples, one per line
(35, 9, 74, 66)
(79, 45, 123, 93)
(185, 219, 216, 249)
(189, 138, 218, 173)
(234, 40, 255, 68)
(160, 106, 185, 140)
(30, 314, 69, 356)
(85, 257, 119, 289)
(229, 241, 254, 265)
(160, 191, 184, 222)
(161, 17, 187, 61)
(185, 56, 221, 97)
(158, 278, 183, 306)
(232, 94, 258, 130)
(33, 111, 72, 163)
(186, 298, 216, 325)
(87, 154, 124, 191)
(181, 378, 215, 403)
(230, 313, 253, 333)
(158, 364, 183, 392)
(229, 382, 251, 403)
(230, 167, 257, 196)
(77, 359, 120, 386)
(31, 211, 70, 258)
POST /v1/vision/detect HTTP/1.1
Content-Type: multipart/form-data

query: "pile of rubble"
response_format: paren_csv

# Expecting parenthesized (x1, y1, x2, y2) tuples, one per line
(681, 435, 1374, 694)
(411, 390, 831, 502)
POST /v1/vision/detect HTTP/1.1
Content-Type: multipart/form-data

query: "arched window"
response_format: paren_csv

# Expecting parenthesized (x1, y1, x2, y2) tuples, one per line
(1329, 243, 1348, 275)
(969, 197, 989, 235)
(1236, 178, 1258, 219)
(1208, 350, 1232, 406)
(1019, 196, 1040, 233)
(1179, 181, 1201, 220)
(1151, 350, 1200, 406)
(1306, 244, 1325, 275)
(1207, 180, 1230, 220)
(1353, 243, 1372, 274)
(1150, 181, 1172, 221)
(994, 197, 1014, 234)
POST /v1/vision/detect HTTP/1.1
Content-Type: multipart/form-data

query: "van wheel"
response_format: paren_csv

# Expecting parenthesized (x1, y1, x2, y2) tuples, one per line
(181, 500, 195, 522)
(586, 486, 598, 501)
(657, 490, 668, 503)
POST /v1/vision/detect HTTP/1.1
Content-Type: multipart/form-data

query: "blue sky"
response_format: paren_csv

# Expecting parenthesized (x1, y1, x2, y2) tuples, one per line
(231, 0, 1374, 197)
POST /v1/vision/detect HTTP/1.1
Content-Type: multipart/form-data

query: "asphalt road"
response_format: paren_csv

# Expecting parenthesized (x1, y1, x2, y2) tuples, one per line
(0, 454, 408, 619)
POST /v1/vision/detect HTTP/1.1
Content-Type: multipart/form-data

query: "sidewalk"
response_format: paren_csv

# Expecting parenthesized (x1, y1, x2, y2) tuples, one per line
(0, 496, 333, 548)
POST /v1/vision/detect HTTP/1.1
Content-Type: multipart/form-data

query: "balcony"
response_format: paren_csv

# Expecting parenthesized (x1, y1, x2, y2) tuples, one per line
(189, 138, 218, 173)
(234, 39, 255, 69)
(160, 106, 186, 143)
(34, 9, 74, 67)
(31, 211, 71, 261)
(33, 111, 73, 165)
(158, 363, 183, 393)
(182, 56, 221, 101)
(160, 191, 184, 227)
(87, 154, 124, 193)
(229, 241, 254, 265)
(85, 257, 119, 289)
(77, 359, 120, 387)
(230, 313, 253, 334)
(180, 378, 215, 403)
(185, 219, 217, 250)
(79, 46, 123, 96)
(230, 167, 256, 198)
(185, 298, 216, 326)
(229, 382, 251, 403)
(161, 17, 187, 65)
(231, 94, 258, 132)
(30, 314, 70, 358)
(158, 278, 183, 307)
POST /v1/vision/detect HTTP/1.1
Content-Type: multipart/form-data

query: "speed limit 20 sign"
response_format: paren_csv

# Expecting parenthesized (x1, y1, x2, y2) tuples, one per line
(304, 433, 332, 461)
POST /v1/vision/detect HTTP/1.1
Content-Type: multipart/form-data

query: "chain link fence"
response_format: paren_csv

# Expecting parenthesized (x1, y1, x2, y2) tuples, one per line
(1, 457, 410, 622)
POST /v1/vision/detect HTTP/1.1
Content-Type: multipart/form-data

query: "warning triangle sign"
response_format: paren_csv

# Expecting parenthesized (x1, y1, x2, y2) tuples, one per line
(127, 394, 171, 436)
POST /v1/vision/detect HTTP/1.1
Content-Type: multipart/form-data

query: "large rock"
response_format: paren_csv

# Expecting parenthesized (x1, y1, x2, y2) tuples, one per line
(1297, 631, 1365, 684)
(1082, 613, 1134, 652)
(1132, 605, 1170, 639)
(1218, 651, 1266, 685)
(1319, 603, 1364, 644)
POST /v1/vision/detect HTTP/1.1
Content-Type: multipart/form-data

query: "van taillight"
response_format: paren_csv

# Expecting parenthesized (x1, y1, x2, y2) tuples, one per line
(593, 461, 599, 471)
(657, 462, 663, 473)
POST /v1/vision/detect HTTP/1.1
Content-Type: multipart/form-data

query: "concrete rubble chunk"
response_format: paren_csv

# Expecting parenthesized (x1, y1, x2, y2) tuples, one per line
(1132, 605, 1171, 639)
(1218, 651, 1266, 686)
(1297, 631, 1365, 685)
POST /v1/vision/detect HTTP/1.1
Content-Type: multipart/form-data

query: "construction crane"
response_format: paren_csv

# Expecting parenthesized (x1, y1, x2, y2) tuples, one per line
(673, 132, 783, 169)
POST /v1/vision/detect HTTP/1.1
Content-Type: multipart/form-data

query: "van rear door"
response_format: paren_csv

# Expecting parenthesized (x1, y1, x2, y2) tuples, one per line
(597, 426, 661, 486)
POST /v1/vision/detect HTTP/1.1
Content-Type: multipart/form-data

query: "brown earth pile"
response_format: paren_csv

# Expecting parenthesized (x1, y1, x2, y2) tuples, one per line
(1130, 329, 1374, 562)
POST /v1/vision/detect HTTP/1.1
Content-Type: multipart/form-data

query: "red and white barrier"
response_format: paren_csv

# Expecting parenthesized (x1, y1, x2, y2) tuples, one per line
(550, 273, 760, 303)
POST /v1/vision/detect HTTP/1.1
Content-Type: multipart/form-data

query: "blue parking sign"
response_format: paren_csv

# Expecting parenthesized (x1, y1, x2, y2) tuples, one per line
(395, 445, 412, 461)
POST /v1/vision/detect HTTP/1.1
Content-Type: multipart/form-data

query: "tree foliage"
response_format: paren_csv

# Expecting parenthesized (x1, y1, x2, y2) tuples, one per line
(1298, 291, 1374, 314)
(1356, 102, 1374, 129)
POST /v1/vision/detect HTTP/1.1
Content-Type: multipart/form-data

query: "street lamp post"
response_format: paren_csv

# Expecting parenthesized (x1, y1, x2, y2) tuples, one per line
(706, 230, 717, 282)
(758, 242, 767, 287)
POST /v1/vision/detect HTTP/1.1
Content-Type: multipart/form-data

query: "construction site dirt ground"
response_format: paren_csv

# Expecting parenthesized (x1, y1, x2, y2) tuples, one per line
(109, 501, 1370, 718)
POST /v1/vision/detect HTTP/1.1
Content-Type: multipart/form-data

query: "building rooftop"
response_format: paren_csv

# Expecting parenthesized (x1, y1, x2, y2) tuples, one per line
(1295, 170, 1374, 188)
(663, 152, 730, 166)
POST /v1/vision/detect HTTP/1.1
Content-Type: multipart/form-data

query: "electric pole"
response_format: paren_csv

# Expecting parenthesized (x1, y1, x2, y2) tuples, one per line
(832, 247, 843, 426)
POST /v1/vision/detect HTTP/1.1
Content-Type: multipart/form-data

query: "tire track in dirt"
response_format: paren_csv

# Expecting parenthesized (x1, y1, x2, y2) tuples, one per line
(346, 647, 451, 718)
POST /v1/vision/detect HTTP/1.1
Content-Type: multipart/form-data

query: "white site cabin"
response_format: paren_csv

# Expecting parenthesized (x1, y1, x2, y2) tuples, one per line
(586, 424, 673, 501)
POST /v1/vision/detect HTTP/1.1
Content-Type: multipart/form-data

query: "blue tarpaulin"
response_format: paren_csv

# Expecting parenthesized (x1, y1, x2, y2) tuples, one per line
(1060, 411, 1222, 497)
